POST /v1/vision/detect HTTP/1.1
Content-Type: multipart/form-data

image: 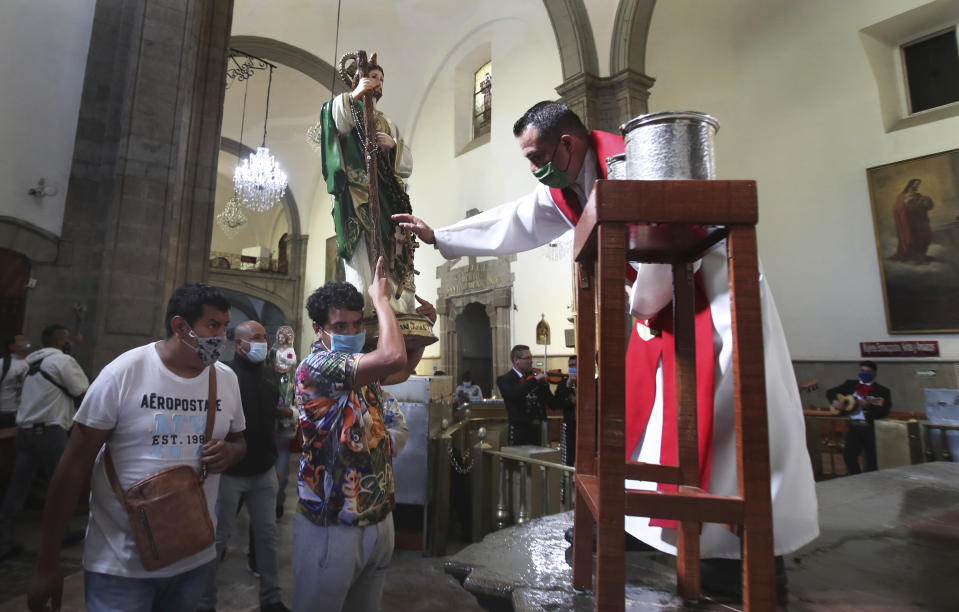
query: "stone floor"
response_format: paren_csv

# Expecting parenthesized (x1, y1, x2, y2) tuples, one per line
(446, 461, 959, 611)
(2, 462, 958, 610)
(0, 464, 484, 612)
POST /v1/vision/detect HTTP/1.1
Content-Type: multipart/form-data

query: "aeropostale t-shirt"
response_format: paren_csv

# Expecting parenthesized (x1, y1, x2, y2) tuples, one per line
(74, 342, 245, 578)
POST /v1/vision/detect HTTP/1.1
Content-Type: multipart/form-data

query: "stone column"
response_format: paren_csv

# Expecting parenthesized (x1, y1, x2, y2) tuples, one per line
(286, 233, 310, 343)
(490, 287, 512, 392)
(25, 0, 234, 374)
(556, 69, 655, 133)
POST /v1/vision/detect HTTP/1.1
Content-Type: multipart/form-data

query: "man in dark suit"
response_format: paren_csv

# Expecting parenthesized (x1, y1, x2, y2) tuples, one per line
(496, 345, 557, 446)
(826, 360, 892, 475)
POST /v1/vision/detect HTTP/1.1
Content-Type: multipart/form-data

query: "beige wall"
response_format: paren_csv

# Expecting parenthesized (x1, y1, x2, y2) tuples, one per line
(406, 3, 575, 362)
(645, 0, 959, 361)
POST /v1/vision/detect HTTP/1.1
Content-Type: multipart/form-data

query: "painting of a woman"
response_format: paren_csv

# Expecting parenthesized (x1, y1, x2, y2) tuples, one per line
(889, 178, 935, 263)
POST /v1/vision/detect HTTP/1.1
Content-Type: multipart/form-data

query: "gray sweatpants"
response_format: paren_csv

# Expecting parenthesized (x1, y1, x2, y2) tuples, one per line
(292, 512, 394, 612)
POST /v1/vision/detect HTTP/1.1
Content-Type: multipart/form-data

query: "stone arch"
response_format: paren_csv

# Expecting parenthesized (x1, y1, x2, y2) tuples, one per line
(0, 217, 59, 263)
(610, 0, 656, 75)
(210, 276, 295, 323)
(219, 136, 301, 236)
(542, 0, 599, 80)
(229, 35, 347, 94)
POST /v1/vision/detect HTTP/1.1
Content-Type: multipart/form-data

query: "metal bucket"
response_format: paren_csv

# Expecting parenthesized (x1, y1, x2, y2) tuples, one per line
(606, 153, 626, 180)
(620, 111, 719, 180)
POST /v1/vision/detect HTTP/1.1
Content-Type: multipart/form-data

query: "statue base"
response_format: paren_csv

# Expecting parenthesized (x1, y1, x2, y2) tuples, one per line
(363, 312, 438, 351)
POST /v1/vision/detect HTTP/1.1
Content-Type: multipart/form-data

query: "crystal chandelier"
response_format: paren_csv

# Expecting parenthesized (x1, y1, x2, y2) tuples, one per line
(215, 194, 248, 238)
(234, 146, 288, 212)
(233, 57, 287, 212)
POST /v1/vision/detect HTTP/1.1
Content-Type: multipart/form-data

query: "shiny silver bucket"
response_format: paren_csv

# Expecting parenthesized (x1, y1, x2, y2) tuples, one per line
(620, 111, 719, 180)
(606, 153, 626, 180)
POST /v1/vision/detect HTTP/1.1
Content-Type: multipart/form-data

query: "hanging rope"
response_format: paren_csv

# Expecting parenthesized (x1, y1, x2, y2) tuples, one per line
(238, 76, 248, 160)
(330, 0, 342, 95)
(261, 66, 273, 148)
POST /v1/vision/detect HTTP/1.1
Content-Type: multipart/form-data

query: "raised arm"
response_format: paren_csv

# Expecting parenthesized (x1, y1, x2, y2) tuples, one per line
(354, 257, 407, 388)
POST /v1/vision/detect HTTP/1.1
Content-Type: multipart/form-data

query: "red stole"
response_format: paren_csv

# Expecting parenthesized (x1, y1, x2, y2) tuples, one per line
(548, 131, 636, 282)
(625, 273, 716, 530)
(548, 130, 624, 225)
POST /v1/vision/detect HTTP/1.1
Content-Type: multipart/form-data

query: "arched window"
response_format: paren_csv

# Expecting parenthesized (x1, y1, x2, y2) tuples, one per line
(472, 61, 492, 139)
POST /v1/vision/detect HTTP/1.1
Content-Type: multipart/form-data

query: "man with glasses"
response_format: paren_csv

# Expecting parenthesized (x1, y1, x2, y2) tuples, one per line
(496, 345, 557, 446)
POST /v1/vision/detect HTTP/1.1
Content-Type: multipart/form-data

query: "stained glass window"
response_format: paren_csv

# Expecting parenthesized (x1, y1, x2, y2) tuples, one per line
(472, 61, 492, 139)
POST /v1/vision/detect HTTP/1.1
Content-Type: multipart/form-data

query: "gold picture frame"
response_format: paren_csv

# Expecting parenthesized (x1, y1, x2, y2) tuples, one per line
(867, 149, 959, 333)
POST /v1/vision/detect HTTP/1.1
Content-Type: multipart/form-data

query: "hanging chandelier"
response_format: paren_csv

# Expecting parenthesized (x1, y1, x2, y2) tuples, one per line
(231, 51, 287, 212)
(215, 193, 248, 237)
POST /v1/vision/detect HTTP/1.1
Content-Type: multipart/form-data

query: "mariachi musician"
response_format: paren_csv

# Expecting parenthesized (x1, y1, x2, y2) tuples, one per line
(826, 360, 891, 475)
(496, 344, 559, 446)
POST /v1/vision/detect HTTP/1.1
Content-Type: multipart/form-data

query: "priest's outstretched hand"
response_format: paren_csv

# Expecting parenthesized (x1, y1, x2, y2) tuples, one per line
(392, 213, 435, 245)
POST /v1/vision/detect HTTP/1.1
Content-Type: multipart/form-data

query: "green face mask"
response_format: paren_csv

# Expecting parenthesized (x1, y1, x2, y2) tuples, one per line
(531, 139, 571, 189)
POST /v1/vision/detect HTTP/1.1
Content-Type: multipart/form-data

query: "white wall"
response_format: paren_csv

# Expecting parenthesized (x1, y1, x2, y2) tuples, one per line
(0, 0, 96, 236)
(645, 0, 959, 360)
(406, 4, 573, 360)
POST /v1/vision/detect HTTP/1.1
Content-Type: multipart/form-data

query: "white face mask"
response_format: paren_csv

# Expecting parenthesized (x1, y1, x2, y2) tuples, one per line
(245, 341, 268, 363)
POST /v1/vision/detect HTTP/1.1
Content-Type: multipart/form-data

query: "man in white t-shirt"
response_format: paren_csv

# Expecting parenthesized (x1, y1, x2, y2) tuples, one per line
(0, 325, 88, 561)
(27, 284, 247, 612)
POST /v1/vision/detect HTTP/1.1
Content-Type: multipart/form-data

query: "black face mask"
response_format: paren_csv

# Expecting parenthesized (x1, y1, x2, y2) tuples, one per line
(61, 342, 72, 355)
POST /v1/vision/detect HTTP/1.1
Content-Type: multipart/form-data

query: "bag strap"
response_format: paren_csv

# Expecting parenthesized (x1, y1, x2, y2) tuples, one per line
(1, 356, 11, 384)
(104, 364, 218, 503)
(205, 365, 217, 440)
(27, 358, 79, 401)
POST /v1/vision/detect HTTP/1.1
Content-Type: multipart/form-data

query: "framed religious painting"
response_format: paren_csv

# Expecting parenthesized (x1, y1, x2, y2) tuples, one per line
(867, 148, 959, 333)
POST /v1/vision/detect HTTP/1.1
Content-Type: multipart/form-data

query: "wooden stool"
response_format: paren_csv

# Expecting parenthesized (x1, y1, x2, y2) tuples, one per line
(572, 180, 776, 611)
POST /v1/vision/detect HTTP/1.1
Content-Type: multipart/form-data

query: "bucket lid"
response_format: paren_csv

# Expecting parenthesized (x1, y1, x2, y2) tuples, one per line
(620, 111, 719, 135)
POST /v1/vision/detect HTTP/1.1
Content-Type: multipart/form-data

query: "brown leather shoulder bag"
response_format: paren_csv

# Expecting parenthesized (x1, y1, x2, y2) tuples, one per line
(103, 366, 218, 571)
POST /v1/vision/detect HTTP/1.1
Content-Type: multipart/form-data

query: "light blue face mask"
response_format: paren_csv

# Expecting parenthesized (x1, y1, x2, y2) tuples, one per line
(322, 328, 367, 354)
(245, 341, 268, 363)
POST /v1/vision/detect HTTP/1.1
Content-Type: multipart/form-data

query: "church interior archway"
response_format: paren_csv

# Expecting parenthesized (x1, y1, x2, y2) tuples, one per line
(455, 302, 493, 397)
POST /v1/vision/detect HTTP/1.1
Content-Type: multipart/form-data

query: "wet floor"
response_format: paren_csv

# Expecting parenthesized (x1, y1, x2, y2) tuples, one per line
(446, 462, 959, 611)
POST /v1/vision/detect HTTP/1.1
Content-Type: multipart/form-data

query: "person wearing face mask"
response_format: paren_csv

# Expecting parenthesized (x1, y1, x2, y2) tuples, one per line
(395, 101, 819, 596)
(0, 325, 88, 561)
(0, 333, 32, 429)
(197, 320, 289, 612)
(454, 371, 483, 405)
(293, 257, 435, 612)
(826, 361, 892, 475)
(393, 100, 622, 260)
(27, 284, 246, 611)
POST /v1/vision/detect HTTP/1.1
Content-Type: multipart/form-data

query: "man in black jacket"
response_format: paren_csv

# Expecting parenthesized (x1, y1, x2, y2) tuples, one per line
(199, 320, 289, 612)
(496, 345, 557, 446)
(826, 360, 892, 475)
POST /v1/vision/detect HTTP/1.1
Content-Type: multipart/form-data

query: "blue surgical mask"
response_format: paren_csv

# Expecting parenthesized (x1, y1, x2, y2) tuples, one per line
(322, 329, 367, 354)
(245, 342, 268, 363)
(568, 367, 577, 374)
(859, 371, 874, 383)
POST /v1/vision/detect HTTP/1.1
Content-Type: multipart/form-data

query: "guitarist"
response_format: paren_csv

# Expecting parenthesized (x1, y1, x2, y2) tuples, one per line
(826, 360, 892, 475)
